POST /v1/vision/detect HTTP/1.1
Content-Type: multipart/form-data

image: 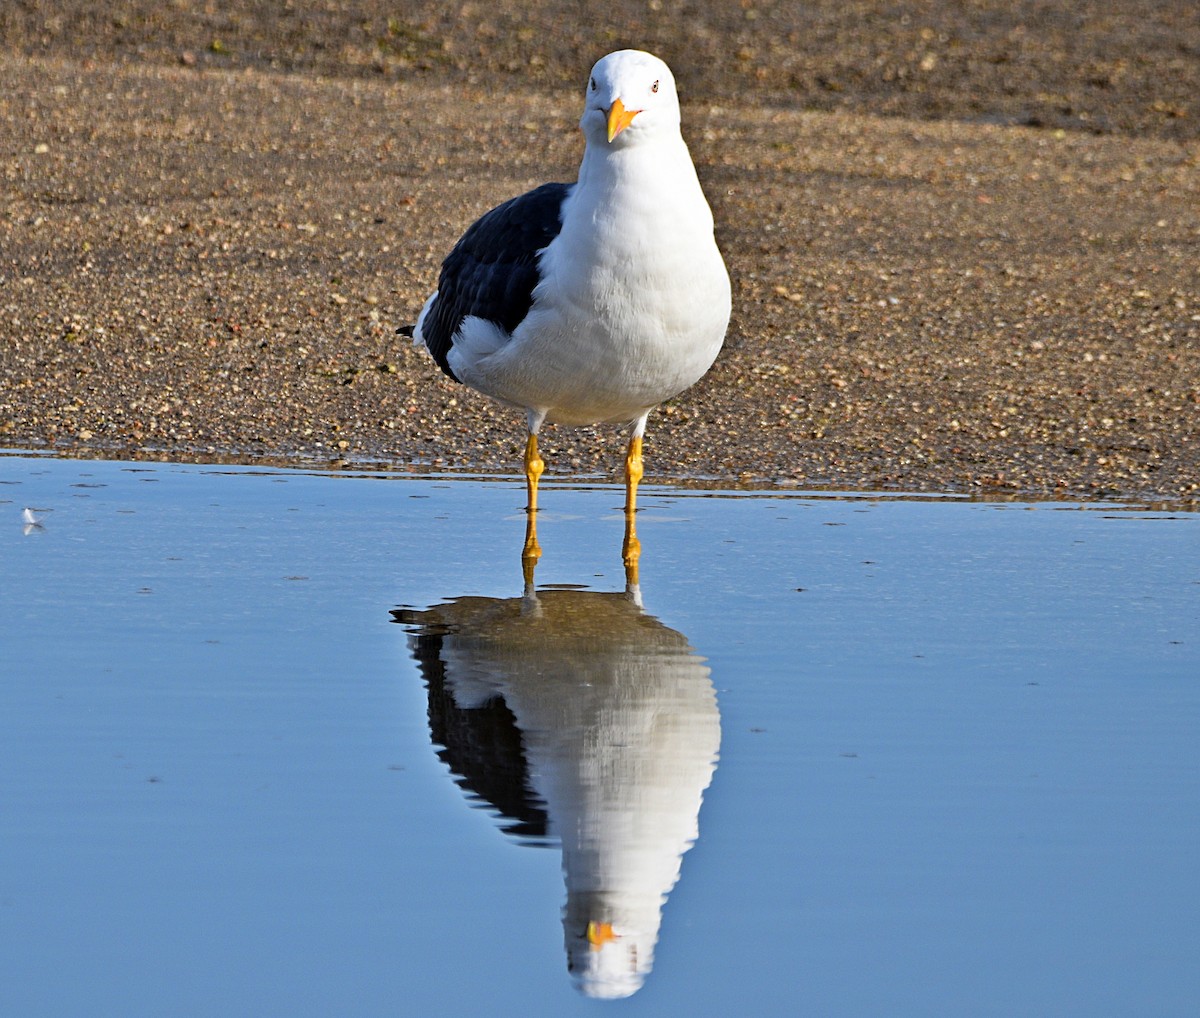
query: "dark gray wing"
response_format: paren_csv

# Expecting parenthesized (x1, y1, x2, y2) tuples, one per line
(417, 181, 571, 382)
(390, 607, 549, 843)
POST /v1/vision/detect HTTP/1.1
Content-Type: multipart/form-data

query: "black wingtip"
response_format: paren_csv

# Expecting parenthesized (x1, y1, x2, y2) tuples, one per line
(396, 324, 415, 338)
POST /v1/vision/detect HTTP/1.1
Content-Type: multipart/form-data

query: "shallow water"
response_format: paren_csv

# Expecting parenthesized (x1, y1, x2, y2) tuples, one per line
(2, 454, 1198, 1016)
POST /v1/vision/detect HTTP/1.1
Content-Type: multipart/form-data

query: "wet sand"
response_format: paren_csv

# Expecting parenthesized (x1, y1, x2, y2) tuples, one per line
(2, 2, 1197, 501)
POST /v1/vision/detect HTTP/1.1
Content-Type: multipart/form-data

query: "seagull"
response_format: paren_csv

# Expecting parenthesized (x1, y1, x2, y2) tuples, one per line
(402, 49, 731, 518)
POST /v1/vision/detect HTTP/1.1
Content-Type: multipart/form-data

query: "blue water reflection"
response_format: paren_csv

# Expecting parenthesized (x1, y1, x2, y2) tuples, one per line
(2, 454, 1198, 1017)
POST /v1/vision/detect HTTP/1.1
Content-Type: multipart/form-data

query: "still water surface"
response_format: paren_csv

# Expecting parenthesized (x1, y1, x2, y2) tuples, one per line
(2, 455, 1197, 1016)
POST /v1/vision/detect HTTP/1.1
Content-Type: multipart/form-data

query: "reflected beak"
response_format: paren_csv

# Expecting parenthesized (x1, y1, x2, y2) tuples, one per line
(587, 921, 617, 948)
(606, 98, 640, 142)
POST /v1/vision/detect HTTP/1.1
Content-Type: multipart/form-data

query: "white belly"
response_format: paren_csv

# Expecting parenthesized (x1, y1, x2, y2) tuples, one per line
(453, 223, 731, 425)
(447, 134, 732, 427)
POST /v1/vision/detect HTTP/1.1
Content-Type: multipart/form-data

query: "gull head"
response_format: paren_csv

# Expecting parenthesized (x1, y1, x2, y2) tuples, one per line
(580, 49, 681, 146)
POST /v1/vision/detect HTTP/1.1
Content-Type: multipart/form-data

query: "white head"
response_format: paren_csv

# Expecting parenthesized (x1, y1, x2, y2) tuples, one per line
(580, 49, 681, 146)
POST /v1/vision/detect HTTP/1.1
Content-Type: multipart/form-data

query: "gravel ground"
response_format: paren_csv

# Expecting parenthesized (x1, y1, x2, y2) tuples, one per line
(2, 2, 1198, 502)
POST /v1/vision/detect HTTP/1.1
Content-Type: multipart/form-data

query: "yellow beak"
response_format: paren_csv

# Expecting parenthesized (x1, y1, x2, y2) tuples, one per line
(587, 921, 617, 948)
(606, 98, 640, 142)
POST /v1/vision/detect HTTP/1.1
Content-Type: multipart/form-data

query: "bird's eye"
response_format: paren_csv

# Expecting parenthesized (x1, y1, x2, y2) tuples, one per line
(651, 80, 659, 93)
(589, 77, 596, 91)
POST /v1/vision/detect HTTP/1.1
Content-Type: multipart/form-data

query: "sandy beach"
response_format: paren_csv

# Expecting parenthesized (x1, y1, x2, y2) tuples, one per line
(2, 2, 1197, 501)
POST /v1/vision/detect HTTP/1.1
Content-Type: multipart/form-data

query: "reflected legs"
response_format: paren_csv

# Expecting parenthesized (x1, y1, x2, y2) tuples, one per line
(622, 510, 641, 588)
(522, 511, 542, 587)
(524, 512, 639, 591)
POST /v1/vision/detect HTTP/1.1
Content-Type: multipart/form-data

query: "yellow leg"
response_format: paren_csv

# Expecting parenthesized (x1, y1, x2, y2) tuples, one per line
(622, 510, 641, 588)
(624, 435, 644, 516)
(522, 512, 542, 587)
(524, 433, 545, 513)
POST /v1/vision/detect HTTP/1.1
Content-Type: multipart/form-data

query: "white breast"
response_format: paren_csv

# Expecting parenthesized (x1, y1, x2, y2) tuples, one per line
(450, 136, 731, 426)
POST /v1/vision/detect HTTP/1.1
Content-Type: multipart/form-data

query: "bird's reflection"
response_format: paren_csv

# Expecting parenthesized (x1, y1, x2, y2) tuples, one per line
(391, 519, 720, 999)
(22, 507, 46, 535)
